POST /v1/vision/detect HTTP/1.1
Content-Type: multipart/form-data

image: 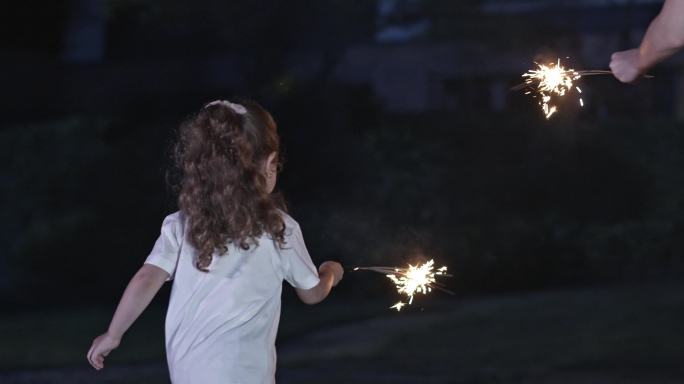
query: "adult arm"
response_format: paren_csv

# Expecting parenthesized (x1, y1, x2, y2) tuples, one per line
(610, 0, 684, 83)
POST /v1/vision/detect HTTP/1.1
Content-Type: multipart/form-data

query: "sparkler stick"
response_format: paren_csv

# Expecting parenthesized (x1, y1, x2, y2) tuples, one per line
(514, 59, 653, 118)
(510, 70, 650, 91)
(351, 259, 452, 311)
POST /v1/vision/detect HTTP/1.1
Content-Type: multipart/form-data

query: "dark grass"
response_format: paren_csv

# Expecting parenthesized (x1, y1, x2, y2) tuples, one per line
(1, 283, 684, 383)
(282, 283, 684, 383)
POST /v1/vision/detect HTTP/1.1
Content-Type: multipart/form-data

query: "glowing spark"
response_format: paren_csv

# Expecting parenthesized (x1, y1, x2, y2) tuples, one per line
(352, 259, 451, 311)
(514, 64, 652, 118)
(386, 259, 445, 305)
(521, 58, 582, 119)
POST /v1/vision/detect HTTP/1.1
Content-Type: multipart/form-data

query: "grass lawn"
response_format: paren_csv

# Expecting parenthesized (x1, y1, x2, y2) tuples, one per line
(1, 282, 683, 383)
(279, 282, 684, 383)
(0, 289, 388, 371)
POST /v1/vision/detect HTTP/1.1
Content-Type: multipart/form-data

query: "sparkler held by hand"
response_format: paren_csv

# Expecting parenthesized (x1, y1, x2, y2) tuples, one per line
(516, 59, 584, 119)
(514, 58, 653, 119)
(351, 259, 452, 311)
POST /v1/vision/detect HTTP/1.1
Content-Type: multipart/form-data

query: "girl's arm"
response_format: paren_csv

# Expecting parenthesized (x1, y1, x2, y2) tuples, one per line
(87, 264, 169, 370)
(295, 261, 343, 305)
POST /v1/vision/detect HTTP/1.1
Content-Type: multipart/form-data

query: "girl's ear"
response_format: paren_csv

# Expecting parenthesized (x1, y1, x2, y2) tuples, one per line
(267, 152, 278, 167)
(264, 152, 278, 173)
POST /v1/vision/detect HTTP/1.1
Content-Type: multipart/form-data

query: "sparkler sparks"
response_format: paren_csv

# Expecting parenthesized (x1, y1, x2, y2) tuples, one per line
(515, 58, 642, 119)
(353, 259, 451, 311)
(521, 59, 581, 119)
(515, 57, 652, 118)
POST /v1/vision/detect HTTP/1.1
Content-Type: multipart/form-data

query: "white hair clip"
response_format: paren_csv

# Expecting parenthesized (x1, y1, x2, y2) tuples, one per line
(204, 100, 247, 115)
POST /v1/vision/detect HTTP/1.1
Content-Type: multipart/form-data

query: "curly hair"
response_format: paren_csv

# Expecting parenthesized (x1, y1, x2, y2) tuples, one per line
(174, 100, 286, 271)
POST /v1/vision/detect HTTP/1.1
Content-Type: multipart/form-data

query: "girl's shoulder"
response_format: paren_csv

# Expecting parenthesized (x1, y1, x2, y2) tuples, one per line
(279, 210, 299, 230)
(164, 211, 184, 225)
(279, 211, 308, 237)
(165, 210, 183, 221)
(160, 211, 186, 241)
(166, 210, 296, 239)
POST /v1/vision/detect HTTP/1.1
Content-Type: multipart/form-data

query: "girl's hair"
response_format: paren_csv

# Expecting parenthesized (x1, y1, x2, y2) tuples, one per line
(174, 100, 286, 271)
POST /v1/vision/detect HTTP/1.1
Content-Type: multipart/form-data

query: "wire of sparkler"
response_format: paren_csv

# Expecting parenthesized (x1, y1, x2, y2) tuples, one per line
(511, 69, 653, 91)
(351, 266, 453, 276)
(350, 266, 398, 272)
(578, 70, 613, 75)
(348, 260, 455, 302)
(516, 58, 656, 118)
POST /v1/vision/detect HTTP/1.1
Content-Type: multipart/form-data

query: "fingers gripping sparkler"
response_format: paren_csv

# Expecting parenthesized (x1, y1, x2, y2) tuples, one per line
(352, 259, 452, 311)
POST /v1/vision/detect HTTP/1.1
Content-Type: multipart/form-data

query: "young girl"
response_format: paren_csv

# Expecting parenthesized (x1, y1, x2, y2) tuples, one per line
(86, 100, 344, 383)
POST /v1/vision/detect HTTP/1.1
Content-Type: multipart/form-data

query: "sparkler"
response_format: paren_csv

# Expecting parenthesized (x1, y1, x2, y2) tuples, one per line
(516, 58, 652, 119)
(352, 259, 451, 311)
(519, 59, 583, 119)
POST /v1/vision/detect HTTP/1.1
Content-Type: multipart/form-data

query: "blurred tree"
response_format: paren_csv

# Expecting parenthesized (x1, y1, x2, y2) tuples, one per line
(424, 0, 577, 51)
(105, 0, 375, 91)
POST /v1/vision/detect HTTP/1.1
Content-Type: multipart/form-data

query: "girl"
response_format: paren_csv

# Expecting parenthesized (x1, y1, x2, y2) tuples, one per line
(86, 100, 344, 383)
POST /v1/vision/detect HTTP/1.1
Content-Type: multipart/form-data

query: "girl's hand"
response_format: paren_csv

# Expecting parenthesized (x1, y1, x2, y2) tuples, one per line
(87, 332, 121, 370)
(319, 261, 344, 286)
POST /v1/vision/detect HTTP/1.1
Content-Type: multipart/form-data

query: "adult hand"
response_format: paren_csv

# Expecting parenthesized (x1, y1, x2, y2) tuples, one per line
(610, 48, 643, 83)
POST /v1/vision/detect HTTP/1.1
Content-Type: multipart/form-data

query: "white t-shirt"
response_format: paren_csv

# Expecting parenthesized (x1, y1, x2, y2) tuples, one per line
(144, 211, 320, 384)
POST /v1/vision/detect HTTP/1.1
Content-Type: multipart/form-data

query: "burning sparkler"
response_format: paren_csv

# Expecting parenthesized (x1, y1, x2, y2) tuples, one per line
(353, 259, 451, 311)
(519, 58, 584, 119)
(515, 57, 654, 118)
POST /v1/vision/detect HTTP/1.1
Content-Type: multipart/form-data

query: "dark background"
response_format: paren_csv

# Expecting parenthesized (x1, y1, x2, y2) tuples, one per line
(2, 1, 684, 383)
